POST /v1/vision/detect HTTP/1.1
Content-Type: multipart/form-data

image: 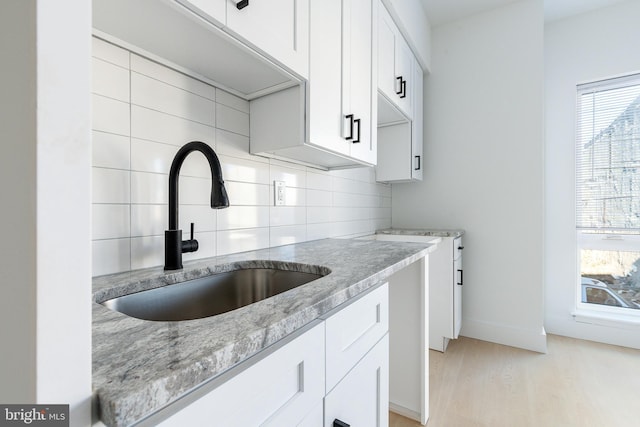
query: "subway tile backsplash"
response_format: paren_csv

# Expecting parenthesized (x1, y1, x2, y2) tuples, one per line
(91, 37, 392, 276)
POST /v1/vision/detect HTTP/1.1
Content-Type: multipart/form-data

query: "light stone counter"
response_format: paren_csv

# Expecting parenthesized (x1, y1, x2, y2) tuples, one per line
(92, 238, 435, 426)
(376, 228, 465, 238)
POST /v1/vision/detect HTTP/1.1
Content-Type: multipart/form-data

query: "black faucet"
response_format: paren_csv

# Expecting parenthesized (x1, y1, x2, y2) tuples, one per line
(165, 141, 229, 271)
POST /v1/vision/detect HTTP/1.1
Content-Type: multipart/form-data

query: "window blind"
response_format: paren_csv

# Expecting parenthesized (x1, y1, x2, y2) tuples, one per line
(576, 74, 640, 232)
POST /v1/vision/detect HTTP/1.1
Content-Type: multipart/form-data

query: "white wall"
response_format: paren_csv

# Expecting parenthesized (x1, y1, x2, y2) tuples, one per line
(91, 37, 392, 276)
(545, 0, 640, 349)
(392, 0, 546, 352)
(0, 0, 92, 425)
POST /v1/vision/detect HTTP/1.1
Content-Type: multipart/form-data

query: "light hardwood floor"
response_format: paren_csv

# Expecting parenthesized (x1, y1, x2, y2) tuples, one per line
(390, 334, 640, 427)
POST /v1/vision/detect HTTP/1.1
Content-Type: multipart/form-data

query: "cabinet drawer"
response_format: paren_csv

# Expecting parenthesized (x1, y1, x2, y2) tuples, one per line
(157, 322, 325, 427)
(324, 283, 389, 392)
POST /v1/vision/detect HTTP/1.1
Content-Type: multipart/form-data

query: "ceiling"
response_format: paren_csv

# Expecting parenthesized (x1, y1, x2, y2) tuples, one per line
(421, 0, 630, 26)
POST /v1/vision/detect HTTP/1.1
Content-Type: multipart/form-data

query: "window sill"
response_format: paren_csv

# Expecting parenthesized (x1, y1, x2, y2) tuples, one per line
(572, 309, 640, 329)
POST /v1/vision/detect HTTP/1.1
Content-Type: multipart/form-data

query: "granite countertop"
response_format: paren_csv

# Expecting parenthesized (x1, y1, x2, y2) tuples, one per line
(376, 228, 465, 238)
(93, 238, 435, 426)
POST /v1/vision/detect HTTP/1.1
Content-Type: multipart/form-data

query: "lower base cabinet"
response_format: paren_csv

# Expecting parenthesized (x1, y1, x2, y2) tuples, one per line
(149, 283, 390, 427)
(156, 322, 326, 427)
(325, 334, 389, 427)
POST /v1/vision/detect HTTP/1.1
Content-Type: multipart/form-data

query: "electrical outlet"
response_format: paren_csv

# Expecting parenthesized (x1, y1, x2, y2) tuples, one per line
(274, 181, 286, 206)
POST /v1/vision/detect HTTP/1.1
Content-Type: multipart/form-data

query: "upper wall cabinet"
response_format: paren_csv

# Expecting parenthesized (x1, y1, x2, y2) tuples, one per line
(93, 0, 306, 99)
(177, 0, 226, 26)
(378, 1, 413, 119)
(176, 0, 309, 79)
(250, 0, 378, 169)
(225, 0, 309, 79)
(376, 57, 424, 183)
(376, 0, 424, 183)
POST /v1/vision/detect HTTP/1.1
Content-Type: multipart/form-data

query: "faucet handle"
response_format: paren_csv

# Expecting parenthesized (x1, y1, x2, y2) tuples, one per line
(181, 222, 199, 253)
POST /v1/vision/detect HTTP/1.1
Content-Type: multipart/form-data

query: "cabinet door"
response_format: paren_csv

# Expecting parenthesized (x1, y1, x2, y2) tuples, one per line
(226, 0, 309, 78)
(324, 334, 389, 427)
(394, 34, 413, 118)
(308, 0, 375, 164)
(307, 0, 348, 156)
(411, 58, 423, 181)
(377, 1, 397, 102)
(176, 0, 226, 27)
(343, 0, 376, 164)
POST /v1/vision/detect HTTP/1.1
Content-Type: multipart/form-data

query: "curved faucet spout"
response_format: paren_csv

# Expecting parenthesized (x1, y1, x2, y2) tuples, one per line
(168, 141, 229, 230)
(165, 141, 229, 270)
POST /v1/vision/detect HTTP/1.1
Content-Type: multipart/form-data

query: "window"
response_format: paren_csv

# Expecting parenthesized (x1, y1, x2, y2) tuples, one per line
(576, 74, 640, 312)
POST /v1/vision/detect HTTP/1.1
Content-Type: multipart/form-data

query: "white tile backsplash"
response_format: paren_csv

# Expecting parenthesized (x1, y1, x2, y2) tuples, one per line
(224, 182, 270, 206)
(92, 238, 131, 277)
(92, 168, 130, 204)
(217, 228, 270, 256)
(93, 37, 129, 68)
(216, 89, 249, 113)
(92, 95, 130, 136)
(92, 204, 130, 240)
(215, 103, 249, 136)
(131, 105, 216, 147)
(270, 225, 307, 247)
(130, 235, 164, 271)
(91, 37, 391, 276)
(217, 206, 269, 230)
(216, 129, 257, 160)
(270, 164, 307, 188)
(131, 72, 215, 125)
(130, 204, 166, 237)
(131, 54, 216, 101)
(92, 131, 130, 170)
(92, 57, 130, 102)
(131, 139, 178, 174)
(220, 155, 270, 184)
(307, 189, 331, 206)
(269, 206, 306, 227)
(131, 172, 167, 204)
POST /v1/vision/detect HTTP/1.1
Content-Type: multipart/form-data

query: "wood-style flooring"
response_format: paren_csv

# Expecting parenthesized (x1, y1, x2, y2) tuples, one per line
(390, 334, 640, 427)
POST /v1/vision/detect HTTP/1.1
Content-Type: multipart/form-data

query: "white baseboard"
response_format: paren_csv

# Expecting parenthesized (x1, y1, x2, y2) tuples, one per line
(546, 312, 640, 350)
(389, 402, 424, 425)
(460, 318, 548, 353)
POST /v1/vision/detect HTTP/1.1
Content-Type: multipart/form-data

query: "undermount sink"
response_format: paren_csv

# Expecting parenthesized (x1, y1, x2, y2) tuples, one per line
(101, 266, 328, 322)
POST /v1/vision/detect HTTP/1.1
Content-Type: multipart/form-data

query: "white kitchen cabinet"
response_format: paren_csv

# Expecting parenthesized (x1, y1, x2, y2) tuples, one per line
(375, 0, 424, 183)
(176, 0, 309, 79)
(411, 56, 424, 181)
(377, 1, 413, 119)
(155, 322, 326, 427)
(250, 0, 378, 168)
(324, 334, 389, 427)
(376, 56, 424, 182)
(324, 282, 389, 392)
(430, 235, 464, 352)
(143, 282, 391, 426)
(225, 0, 309, 79)
(94, 0, 302, 100)
(176, 0, 226, 27)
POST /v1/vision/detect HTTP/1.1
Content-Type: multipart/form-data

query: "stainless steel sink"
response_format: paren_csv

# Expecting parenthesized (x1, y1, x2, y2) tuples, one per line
(101, 267, 326, 321)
